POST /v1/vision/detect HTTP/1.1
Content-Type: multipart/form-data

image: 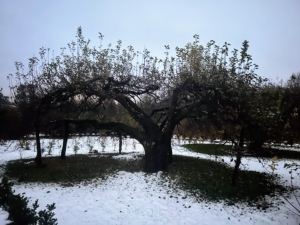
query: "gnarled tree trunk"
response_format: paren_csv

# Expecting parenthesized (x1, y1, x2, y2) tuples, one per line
(61, 120, 69, 159)
(143, 132, 173, 172)
(231, 127, 244, 187)
(34, 122, 42, 166)
(249, 139, 266, 156)
(231, 152, 241, 187)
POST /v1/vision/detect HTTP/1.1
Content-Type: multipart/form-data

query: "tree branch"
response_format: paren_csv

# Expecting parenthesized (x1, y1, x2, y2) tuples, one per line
(50, 119, 148, 143)
(114, 95, 159, 136)
(150, 107, 169, 117)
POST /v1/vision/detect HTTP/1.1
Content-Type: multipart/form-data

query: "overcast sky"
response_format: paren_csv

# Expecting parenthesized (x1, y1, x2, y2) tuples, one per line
(1, 0, 299, 95)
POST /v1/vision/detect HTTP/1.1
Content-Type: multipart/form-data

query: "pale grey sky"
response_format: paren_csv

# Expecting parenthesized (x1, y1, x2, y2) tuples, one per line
(1, 0, 299, 95)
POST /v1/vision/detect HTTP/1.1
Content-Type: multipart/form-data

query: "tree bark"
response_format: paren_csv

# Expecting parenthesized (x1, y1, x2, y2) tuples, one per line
(64, 119, 175, 171)
(239, 127, 244, 148)
(231, 152, 241, 187)
(61, 120, 69, 159)
(118, 133, 122, 154)
(143, 141, 169, 172)
(167, 145, 173, 164)
(249, 139, 265, 156)
(248, 126, 266, 156)
(231, 128, 244, 187)
(34, 123, 42, 166)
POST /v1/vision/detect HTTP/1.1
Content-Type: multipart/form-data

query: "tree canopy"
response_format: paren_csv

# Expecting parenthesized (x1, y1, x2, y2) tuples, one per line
(10, 27, 283, 172)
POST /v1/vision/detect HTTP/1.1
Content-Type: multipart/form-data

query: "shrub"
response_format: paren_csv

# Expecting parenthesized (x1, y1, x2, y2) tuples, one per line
(0, 177, 57, 225)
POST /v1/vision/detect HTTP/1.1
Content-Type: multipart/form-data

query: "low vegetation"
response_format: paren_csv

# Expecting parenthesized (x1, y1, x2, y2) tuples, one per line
(268, 148, 300, 160)
(0, 177, 57, 225)
(4, 154, 290, 209)
(168, 155, 288, 208)
(183, 143, 300, 159)
(182, 144, 233, 156)
(5, 154, 143, 184)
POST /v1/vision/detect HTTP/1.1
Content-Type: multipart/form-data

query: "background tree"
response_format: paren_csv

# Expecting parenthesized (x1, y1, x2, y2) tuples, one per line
(0, 88, 30, 141)
(281, 72, 300, 145)
(189, 40, 266, 186)
(0, 88, 9, 106)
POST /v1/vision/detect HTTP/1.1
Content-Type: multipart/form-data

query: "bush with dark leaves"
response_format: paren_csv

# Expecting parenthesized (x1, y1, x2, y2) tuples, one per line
(0, 177, 57, 225)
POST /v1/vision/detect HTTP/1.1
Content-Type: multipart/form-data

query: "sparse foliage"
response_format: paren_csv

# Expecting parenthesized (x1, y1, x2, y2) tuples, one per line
(10, 27, 269, 172)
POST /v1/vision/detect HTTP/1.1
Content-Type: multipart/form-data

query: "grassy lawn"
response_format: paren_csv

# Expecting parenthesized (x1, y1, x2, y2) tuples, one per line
(168, 155, 287, 208)
(4, 153, 289, 208)
(182, 143, 233, 156)
(4, 154, 143, 184)
(268, 148, 300, 160)
(183, 143, 300, 159)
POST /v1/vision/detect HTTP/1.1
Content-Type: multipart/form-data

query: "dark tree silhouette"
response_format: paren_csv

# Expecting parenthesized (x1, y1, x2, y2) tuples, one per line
(11, 28, 262, 172)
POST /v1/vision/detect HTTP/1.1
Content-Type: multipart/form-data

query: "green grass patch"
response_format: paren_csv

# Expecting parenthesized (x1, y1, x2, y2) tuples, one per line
(183, 143, 300, 160)
(166, 155, 288, 207)
(4, 153, 289, 208)
(268, 148, 300, 160)
(4, 154, 143, 184)
(182, 143, 233, 156)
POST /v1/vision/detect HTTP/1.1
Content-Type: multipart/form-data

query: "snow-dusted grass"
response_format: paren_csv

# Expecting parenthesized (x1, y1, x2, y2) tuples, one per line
(0, 137, 300, 225)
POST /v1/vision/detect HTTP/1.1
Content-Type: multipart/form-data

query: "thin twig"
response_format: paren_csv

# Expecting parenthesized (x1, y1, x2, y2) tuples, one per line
(282, 196, 300, 215)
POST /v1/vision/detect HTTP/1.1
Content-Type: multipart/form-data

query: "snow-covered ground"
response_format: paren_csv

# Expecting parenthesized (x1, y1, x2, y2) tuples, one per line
(0, 137, 299, 225)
